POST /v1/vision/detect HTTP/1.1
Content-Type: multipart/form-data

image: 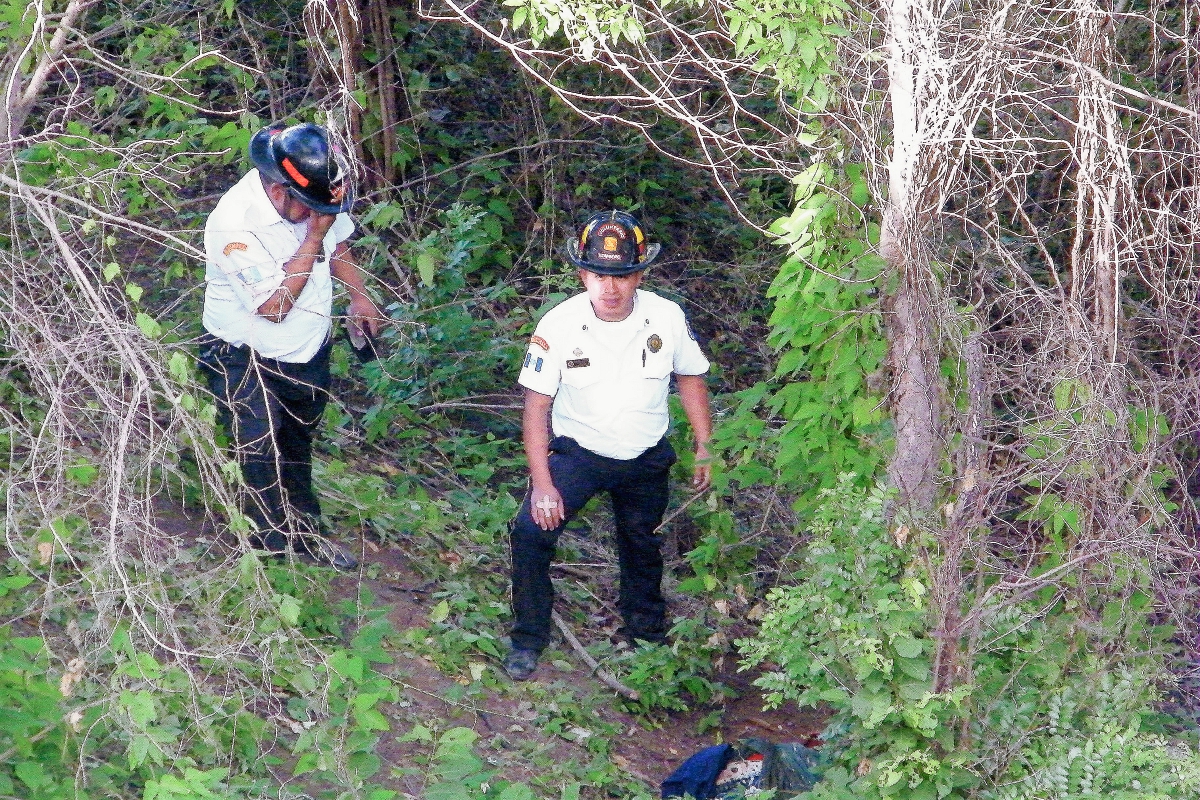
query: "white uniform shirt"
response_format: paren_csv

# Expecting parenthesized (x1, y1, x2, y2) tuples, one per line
(518, 290, 710, 460)
(202, 169, 355, 362)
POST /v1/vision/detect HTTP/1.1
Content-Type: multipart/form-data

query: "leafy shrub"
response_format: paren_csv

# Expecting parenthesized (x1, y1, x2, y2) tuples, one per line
(740, 475, 1200, 800)
(420, 727, 539, 800)
(711, 164, 887, 510)
(615, 617, 733, 715)
(740, 475, 975, 800)
(981, 666, 1200, 800)
(352, 202, 525, 443)
(0, 628, 74, 799)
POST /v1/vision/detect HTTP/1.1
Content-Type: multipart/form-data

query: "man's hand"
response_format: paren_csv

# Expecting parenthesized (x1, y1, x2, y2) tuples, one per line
(348, 294, 384, 338)
(692, 442, 712, 493)
(530, 482, 565, 531)
(306, 211, 337, 241)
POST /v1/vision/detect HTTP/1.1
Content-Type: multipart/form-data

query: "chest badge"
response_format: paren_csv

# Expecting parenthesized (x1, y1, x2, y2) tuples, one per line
(573, 348, 583, 357)
(566, 358, 591, 369)
(646, 334, 663, 353)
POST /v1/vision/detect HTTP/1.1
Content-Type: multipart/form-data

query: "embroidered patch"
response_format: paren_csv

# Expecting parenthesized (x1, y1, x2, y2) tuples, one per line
(523, 353, 531, 369)
(534, 357, 544, 373)
(531, 335, 550, 351)
(223, 241, 248, 256)
(646, 334, 663, 353)
(566, 358, 591, 369)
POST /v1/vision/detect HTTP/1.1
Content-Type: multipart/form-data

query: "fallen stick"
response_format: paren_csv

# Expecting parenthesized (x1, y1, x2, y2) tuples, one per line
(552, 611, 640, 701)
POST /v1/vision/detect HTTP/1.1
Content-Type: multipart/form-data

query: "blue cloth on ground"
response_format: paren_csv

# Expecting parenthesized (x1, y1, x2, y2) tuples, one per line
(660, 743, 732, 799)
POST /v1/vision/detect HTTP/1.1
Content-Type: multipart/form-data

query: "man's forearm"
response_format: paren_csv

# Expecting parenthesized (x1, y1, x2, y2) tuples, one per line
(522, 389, 555, 484)
(676, 374, 712, 447)
(256, 232, 326, 322)
(330, 242, 369, 300)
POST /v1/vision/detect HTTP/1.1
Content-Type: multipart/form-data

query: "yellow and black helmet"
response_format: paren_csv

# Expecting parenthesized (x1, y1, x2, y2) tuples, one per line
(564, 211, 661, 275)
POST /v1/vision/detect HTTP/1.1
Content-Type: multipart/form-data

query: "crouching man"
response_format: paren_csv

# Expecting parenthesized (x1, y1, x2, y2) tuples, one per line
(504, 211, 713, 680)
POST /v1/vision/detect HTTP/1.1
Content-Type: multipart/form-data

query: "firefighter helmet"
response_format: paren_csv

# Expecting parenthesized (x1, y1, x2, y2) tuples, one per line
(564, 210, 661, 275)
(250, 122, 353, 214)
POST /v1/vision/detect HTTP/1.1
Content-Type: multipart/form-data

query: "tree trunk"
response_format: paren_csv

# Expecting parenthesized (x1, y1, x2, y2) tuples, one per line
(881, 0, 942, 515)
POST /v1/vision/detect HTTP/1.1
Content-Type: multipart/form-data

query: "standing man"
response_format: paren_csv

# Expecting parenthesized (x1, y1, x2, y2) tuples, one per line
(198, 122, 381, 570)
(504, 210, 713, 680)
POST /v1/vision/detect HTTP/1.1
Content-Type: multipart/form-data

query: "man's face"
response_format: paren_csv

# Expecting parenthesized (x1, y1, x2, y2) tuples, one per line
(265, 182, 313, 224)
(579, 268, 644, 322)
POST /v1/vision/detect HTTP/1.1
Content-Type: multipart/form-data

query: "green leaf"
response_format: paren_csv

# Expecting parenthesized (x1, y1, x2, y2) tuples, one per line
(136, 312, 162, 338)
(400, 723, 433, 742)
(293, 752, 319, 777)
(168, 351, 190, 384)
(277, 594, 301, 626)
(799, 41, 817, 67)
(354, 707, 391, 731)
(65, 461, 98, 486)
(14, 762, 47, 791)
(0, 575, 33, 596)
(497, 783, 536, 800)
(128, 733, 152, 768)
(425, 782, 473, 800)
(437, 727, 479, 747)
(103, 262, 121, 281)
(892, 636, 922, 659)
(896, 656, 930, 681)
(328, 650, 365, 683)
(416, 251, 438, 287)
(125, 282, 144, 302)
(429, 599, 450, 623)
(122, 690, 158, 727)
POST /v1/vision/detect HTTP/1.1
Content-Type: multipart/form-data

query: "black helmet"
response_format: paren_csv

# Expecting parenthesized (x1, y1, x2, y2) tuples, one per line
(564, 211, 661, 275)
(249, 122, 353, 214)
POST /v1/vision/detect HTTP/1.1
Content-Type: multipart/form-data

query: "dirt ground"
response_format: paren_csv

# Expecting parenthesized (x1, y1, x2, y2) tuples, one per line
(149, 498, 824, 795)
(339, 538, 826, 796)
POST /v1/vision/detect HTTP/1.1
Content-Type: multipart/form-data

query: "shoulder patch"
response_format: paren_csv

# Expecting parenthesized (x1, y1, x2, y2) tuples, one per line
(530, 335, 550, 351)
(223, 241, 249, 256)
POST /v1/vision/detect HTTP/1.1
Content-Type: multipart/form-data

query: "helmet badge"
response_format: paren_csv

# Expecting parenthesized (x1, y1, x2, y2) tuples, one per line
(603, 236, 618, 252)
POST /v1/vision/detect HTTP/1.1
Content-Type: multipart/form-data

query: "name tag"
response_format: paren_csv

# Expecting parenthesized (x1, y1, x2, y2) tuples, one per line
(566, 358, 591, 369)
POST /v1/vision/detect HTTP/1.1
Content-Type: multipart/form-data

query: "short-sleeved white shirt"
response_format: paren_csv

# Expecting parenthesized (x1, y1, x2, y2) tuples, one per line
(518, 290, 710, 460)
(202, 169, 355, 362)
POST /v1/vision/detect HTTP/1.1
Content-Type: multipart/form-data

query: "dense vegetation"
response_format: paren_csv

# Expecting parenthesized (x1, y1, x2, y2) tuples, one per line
(3, 0, 1200, 798)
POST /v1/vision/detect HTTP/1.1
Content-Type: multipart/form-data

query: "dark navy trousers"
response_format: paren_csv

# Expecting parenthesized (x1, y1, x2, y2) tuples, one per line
(510, 435, 676, 653)
(197, 333, 331, 551)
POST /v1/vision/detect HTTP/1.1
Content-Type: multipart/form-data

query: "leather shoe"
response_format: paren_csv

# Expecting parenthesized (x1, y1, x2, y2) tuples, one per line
(503, 648, 540, 681)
